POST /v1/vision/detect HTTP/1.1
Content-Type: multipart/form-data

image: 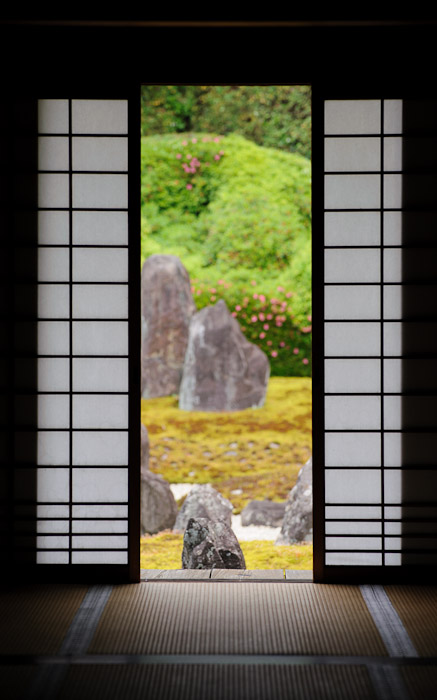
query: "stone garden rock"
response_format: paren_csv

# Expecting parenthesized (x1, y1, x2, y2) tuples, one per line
(174, 483, 233, 532)
(141, 469, 178, 535)
(141, 254, 196, 398)
(182, 517, 246, 569)
(241, 499, 286, 527)
(179, 299, 270, 411)
(275, 457, 313, 545)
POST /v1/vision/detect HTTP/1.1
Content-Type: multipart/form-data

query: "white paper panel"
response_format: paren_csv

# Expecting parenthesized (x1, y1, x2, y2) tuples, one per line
(325, 469, 381, 503)
(324, 100, 381, 135)
(385, 553, 402, 566)
(37, 505, 70, 518)
(385, 522, 402, 535)
(384, 174, 403, 208)
(326, 537, 382, 550)
(384, 506, 402, 519)
(384, 432, 402, 467)
(324, 211, 380, 246)
(384, 537, 403, 550)
(326, 552, 382, 565)
(37, 520, 69, 533)
(73, 432, 128, 465)
(325, 249, 380, 283)
(72, 100, 128, 134)
(325, 137, 380, 172)
(73, 285, 128, 319)
(325, 505, 382, 519)
(325, 175, 381, 209)
(72, 467, 128, 502)
(383, 211, 402, 245)
(38, 248, 69, 282)
(38, 211, 69, 245)
(72, 211, 128, 245)
(384, 137, 403, 171)
(38, 137, 69, 171)
(72, 137, 128, 171)
(383, 359, 401, 393)
(37, 395, 70, 429)
(384, 249, 402, 283)
(383, 323, 402, 356)
(38, 174, 69, 208)
(72, 535, 127, 549)
(72, 249, 128, 283)
(37, 468, 69, 502)
(384, 470, 402, 503)
(37, 551, 69, 564)
(37, 431, 69, 465)
(326, 521, 382, 535)
(72, 520, 128, 533)
(383, 286, 402, 319)
(72, 551, 128, 564)
(72, 321, 128, 356)
(72, 395, 128, 429)
(325, 322, 380, 356)
(38, 285, 69, 318)
(325, 359, 380, 393)
(72, 174, 128, 209)
(324, 286, 380, 320)
(38, 358, 70, 391)
(72, 358, 128, 392)
(37, 321, 69, 355)
(384, 100, 403, 134)
(325, 433, 381, 467)
(38, 99, 69, 134)
(325, 396, 381, 430)
(383, 396, 402, 430)
(72, 505, 128, 518)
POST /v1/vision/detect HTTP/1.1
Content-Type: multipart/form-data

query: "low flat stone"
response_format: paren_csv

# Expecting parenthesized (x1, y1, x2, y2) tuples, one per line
(241, 499, 286, 527)
(182, 517, 246, 570)
(174, 483, 233, 532)
(275, 457, 313, 545)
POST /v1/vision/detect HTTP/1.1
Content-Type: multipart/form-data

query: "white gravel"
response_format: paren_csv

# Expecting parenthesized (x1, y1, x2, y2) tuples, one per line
(170, 484, 281, 542)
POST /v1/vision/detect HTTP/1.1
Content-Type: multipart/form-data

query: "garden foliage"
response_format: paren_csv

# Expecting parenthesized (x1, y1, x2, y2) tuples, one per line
(141, 131, 311, 376)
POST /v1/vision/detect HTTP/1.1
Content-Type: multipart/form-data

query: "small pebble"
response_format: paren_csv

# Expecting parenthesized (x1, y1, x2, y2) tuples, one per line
(269, 442, 280, 449)
(224, 450, 237, 456)
(231, 488, 243, 495)
(202, 451, 213, 457)
(229, 442, 238, 448)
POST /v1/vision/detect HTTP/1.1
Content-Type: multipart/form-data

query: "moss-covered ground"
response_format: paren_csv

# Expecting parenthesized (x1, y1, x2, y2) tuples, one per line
(141, 376, 312, 514)
(140, 532, 313, 571)
(140, 376, 312, 570)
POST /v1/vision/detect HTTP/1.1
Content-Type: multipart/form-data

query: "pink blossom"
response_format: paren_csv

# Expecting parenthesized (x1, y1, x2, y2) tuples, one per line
(293, 348, 299, 355)
(301, 326, 312, 333)
(187, 154, 192, 159)
(276, 322, 283, 327)
(186, 184, 193, 190)
(258, 313, 265, 321)
(253, 293, 258, 299)
(277, 286, 284, 292)
(250, 280, 256, 286)
(182, 140, 188, 146)
(259, 294, 266, 303)
(210, 295, 216, 301)
(218, 279, 224, 285)
(263, 323, 269, 330)
(280, 341, 285, 347)
(196, 290, 201, 295)
(231, 311, 237, 317)
(271, 350, 278, 357)
(219, 150, 224, 155)
(190, 286, 195, 293)
(214, 154, 220, 160)
(243, 297, 249, 305)
(267, 340, 272, 346)
(176, 153, 182, 159)
(307, 315, 312, 321)
(192, 137, 197, 143)
(209, 288, 216, 293)
(259, 332, 266, 339)
(302, 358, 309, 365)
(286, 292, 292, 298)
(235, 305, 241, 311)
(202, 136, 209, 142)
(213, 137, 220, 142)
(267, 314, 273, 320)
(251, 315, 258, 322)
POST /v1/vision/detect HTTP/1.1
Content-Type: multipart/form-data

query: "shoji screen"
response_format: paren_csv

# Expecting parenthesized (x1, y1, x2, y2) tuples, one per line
(320, 98, 437, 580)
(12, 98, 140, 581)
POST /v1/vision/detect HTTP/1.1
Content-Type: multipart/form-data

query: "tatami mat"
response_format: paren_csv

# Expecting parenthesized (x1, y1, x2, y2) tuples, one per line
(57, 663, 378, 700)
(0, 584, 88, 654)
(89, 583, 387, 656)
(385, 586, 437, 657)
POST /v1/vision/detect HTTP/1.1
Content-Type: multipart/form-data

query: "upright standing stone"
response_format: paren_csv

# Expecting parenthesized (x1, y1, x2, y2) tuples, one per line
(275, 457, 313, 545)
(179, 299, 270, 411)
(140, 422, 178, 535)
(141, 254, 196, 398)
(182, 517, 246, 570)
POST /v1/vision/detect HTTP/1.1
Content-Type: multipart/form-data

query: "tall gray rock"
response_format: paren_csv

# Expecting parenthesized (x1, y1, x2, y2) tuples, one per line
(275, 457, 313, 545)
(182, 517, 246, 570)
(141, 254, 196, 398)
(179, 299, 270, 411)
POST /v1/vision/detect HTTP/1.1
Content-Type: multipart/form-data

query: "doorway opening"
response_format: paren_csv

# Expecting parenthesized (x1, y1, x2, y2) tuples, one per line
(139, 85, 312, 576)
